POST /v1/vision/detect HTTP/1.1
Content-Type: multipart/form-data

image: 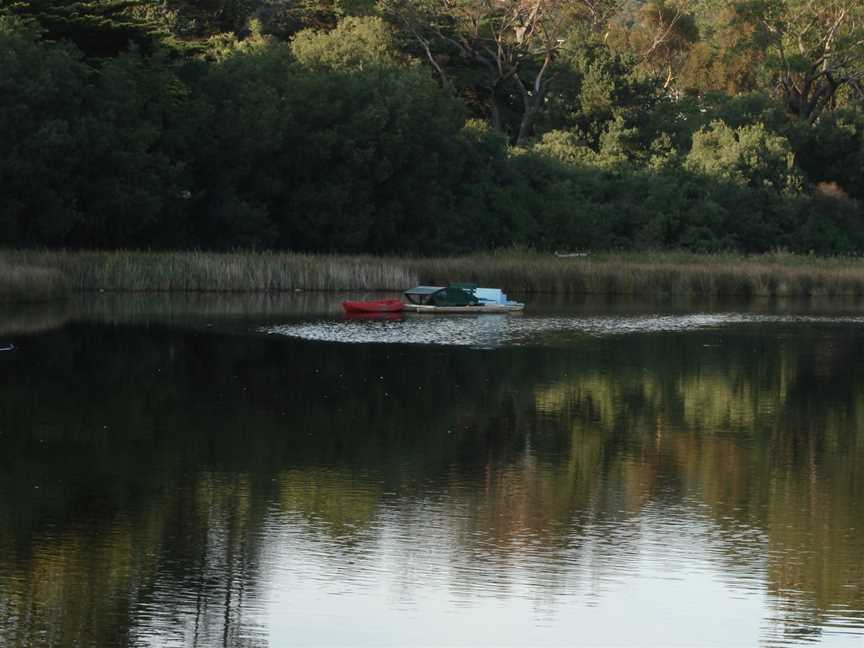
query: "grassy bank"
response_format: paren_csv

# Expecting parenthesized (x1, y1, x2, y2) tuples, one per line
(6, 249, 864, 297)
(0, 259, 67, 303)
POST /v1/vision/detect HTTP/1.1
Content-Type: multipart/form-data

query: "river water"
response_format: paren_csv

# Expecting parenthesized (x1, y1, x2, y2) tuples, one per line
(0, 294, 862, 647)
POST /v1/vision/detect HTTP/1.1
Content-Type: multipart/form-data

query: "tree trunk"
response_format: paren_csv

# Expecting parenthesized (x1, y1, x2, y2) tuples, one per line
(490, 84, 506, 134)
(515, 102, 540, 146)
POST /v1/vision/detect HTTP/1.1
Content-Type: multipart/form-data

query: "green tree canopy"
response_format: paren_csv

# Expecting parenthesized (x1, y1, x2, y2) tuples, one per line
(685, 120, 804, 193)
(291, 15, 402, 71)
(5, 0, 164, 56)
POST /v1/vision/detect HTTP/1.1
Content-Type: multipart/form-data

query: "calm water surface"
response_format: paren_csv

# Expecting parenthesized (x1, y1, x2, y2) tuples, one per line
(0, 294, 863, 647)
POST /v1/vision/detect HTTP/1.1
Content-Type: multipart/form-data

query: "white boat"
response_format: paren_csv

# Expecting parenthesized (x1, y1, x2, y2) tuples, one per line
(403, 302, 524, 313)
(402, 285, 524, 313)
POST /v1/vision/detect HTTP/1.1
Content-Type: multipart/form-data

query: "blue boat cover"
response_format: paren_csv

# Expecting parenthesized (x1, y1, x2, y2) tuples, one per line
(474, 288, 507, 304)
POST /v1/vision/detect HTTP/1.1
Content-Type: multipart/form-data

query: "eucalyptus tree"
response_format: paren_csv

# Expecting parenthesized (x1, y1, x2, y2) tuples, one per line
(574, 0, 629, 33)
(381, 0, 578, 144)
(735, 0, 864, 121)
(676, 1, 764, 95)
(634, 1, 692, 63)
(610, 0, 699, 90)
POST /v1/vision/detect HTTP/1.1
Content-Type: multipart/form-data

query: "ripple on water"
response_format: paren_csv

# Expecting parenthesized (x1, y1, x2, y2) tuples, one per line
(263, 313, 864, 348)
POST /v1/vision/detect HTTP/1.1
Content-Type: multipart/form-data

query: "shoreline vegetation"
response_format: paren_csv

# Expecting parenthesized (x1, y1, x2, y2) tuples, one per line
(0, 261, 67, 304)
(5, 250, 864, 299)
(3, 11, 864, 259)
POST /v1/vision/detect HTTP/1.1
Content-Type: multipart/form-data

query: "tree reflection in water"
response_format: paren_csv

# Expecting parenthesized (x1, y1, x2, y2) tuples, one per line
(0, 315, 862, 646)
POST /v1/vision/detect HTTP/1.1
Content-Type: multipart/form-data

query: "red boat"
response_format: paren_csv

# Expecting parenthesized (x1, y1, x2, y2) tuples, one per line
(342, 298, 404, 314)
(343, 312, 403, 321)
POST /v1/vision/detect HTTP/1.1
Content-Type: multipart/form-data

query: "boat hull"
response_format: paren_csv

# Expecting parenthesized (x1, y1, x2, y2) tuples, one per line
(342, 299, 405, 314)
(403, 303, 524, 314)
(343, 312, 403, 321)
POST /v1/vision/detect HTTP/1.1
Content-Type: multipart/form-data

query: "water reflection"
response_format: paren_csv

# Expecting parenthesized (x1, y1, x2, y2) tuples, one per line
(0, 302, 862, 646)
(6, 291, 864, 335)
(0, 301, 71, 336)
(267, 312, 864, 347)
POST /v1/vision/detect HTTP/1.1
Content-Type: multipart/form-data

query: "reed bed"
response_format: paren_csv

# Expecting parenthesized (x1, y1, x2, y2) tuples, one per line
(5, 249, 864, 297)
(6, 250, 417, 292)
(404, 251, 864, 297)
(0, 259, 68, 303)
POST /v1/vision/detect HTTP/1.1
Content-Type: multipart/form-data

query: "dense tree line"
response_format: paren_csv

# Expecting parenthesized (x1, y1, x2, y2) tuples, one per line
(1, 1, 863, 253)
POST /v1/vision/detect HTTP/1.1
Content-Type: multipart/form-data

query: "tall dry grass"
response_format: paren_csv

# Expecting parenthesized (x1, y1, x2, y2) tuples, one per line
(5, 249, 864, 297)
(0, 259, 68, 303)
(6, 250, 417, 292)
(404, 251, 864, 297)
